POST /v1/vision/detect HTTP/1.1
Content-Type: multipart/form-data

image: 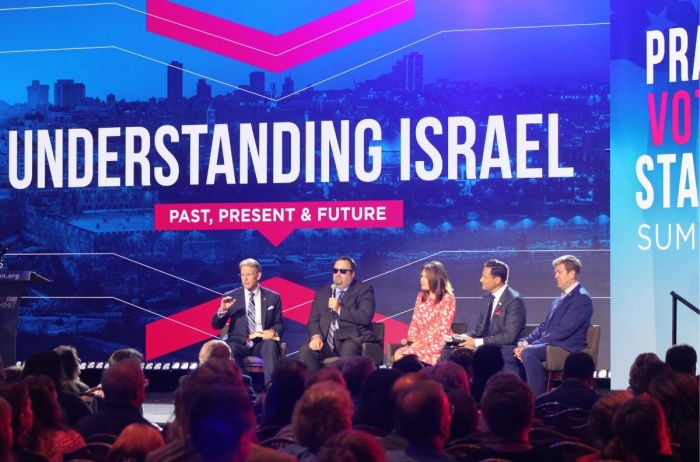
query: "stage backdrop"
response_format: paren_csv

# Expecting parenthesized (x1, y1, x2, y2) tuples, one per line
(610, 1, 699, 388)
(0, 1, 612, 369)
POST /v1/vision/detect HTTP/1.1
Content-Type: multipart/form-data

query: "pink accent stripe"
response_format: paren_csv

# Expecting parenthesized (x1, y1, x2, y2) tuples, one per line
(146, 0, 414, 72)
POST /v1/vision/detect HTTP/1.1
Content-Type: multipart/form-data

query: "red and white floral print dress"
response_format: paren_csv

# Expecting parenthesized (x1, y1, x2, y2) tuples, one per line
(395, 291, 456, 365)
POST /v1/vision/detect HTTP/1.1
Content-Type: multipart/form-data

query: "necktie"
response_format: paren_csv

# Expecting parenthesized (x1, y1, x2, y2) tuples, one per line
(482, 294, 496, 337)
(327, 289, 344, 349)
(246, 291, 256, 348)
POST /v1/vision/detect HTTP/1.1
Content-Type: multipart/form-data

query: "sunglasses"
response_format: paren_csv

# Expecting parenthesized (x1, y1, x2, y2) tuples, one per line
(332, 268, 353, 274)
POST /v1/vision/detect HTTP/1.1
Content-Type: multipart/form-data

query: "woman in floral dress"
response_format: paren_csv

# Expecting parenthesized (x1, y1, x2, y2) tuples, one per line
(393, 261, 456, 365)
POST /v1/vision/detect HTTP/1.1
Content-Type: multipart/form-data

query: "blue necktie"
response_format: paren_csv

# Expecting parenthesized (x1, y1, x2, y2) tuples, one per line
(246, 291, 256, 348)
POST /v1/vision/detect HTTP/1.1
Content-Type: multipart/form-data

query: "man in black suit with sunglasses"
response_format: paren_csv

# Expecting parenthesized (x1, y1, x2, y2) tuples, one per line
(300, 256, 379, 371)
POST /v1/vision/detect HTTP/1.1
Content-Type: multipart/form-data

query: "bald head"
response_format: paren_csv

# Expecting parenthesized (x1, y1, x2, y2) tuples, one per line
(199, 340, 232, 365)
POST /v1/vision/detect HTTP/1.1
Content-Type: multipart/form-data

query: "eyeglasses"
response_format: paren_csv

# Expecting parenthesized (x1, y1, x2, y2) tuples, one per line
(332, 268, 353, 274)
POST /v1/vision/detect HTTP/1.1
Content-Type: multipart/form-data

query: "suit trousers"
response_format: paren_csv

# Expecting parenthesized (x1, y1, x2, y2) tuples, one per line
(502, 343, 548, 396)
(229, 339, 280, 385)
(299, 337, 363, 372)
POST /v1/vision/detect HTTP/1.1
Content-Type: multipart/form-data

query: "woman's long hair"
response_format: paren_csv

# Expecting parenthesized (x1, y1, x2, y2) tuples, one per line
(420, 261, 453, 303)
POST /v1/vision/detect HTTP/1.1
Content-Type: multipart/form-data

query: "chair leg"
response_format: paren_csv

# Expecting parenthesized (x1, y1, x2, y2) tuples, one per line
(546, 372, 553, 392)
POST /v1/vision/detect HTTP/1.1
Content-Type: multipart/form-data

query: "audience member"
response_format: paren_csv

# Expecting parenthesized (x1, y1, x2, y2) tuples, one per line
(0, 381, 49, 462)
(284, 381, 353, 461)
(54, 345, 89, 394)
(108, 348, 144, 367)
(354, 368, 402, 433)
(649, 371, 699, 462)
(74, 359, 153, 440)
(188, 386, 255, 462)
(388, 380, 453, 462)
(535, 351, 600, 410)
(107, 423, 164, 462)
(446, 347, 474, 377)
(584, 390, 632, 453)
(305, 366, 346, 390)
(380, 373, 430, 452)
(469, 343, 504, 402)
(147, 358, 291, 462)
(664, 344, 697, 376)
(197, 339, 232, 363)
(391, 354, 424, 374)
(0, 397, 13, 462)
(628, 352, 670, 395)
(477, 372, 563, 461)
(611, 396, 675, 462)
(23, 375, 85, 462)
(426, 360, 471, 396)
(331, 356, 376, 407)
(259, 359, 309, 428)
(21, 350, 92, 425)
(197, 340, 256, 402)
(317, 430, 386, 462)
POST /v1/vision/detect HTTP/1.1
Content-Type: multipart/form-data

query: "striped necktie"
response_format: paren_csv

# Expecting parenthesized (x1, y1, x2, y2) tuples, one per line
(327, 289, 345, 349)
(246, 291, 256, 348)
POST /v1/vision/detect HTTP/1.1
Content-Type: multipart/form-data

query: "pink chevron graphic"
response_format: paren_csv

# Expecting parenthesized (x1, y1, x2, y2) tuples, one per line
(146, 0, 414, 72)
(144, 276, 408, 359)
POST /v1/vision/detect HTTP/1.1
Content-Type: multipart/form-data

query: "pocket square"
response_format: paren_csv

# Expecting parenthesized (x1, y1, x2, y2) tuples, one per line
(494, 309, 504, 315)
(267, 305, 275, 310)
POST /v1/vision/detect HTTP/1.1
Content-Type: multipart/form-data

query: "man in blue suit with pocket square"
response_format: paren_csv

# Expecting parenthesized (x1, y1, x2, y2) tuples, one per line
(504, 255, 592, 396)
(211, 258, 284, 385)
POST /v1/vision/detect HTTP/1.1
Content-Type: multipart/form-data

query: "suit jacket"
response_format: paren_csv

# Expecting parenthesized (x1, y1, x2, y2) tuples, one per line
(307, 280, 378, 343)
(470, 285, 526, 346)
(211, 286, 284, 346)
(523, 284, 592, 352)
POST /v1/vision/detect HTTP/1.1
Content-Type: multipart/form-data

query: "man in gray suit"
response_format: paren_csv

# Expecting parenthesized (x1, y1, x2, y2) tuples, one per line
(443, 260, 526, 360)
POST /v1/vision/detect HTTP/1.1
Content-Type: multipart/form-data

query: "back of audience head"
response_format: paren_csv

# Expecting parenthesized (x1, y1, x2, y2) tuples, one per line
(331, 356, 375, 399)
(445, 387, 479, 441)
(390, 372, 429, 404)
(392, 354, 424, 374)
(628, 352, 670, 395)
(21, 350, 65, 388)
(198, 339, 231, 365)
(427, 360, 471, 396)
(448, 348, 474, 376)
(354, 368, 402, 432)
(188, 385, 254, 462)
(172, 358, 244, 440)
(108, 348, 144, 367)
(107, 423, 164, 462)
(305, 366, 346, 390)
(293, 381, 353, 453)
(0, 382, 33, 446)
(649, 370, 699, 440)
(480, 372, 533, 441)
(54, 345, 81, 382)
(471, 344, 504, 383)
(316, 430, 386, 462)
(589, 390, 632, 448)
(101, 358, 146, 408)
(612, 395, 672, 459)
(665, 344, 697, 376)
(262, 359, 309, 427)
(23, 375, 64, 440)
(562, 351, 596, 387)
(395, 380, 451, 449)
(0, 397, 12, 460)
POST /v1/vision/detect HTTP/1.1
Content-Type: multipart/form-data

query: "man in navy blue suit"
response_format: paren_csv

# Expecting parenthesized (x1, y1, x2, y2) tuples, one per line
(211, 258, 284, 385)
(504, 255, 593, 396)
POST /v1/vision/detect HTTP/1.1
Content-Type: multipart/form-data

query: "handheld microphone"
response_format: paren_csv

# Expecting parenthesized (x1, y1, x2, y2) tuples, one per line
(329, 284, 336, 311)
